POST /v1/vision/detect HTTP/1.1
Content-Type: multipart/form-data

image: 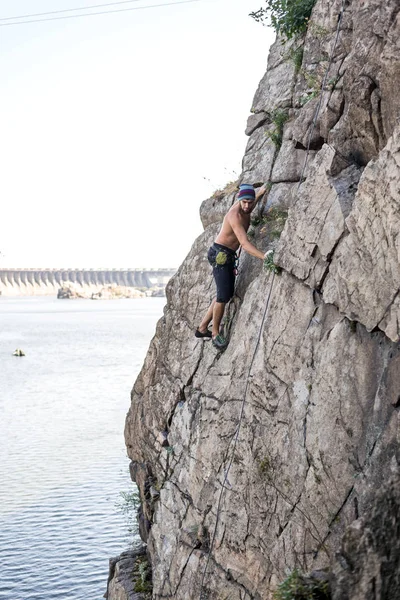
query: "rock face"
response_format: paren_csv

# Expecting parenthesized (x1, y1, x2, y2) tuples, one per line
(332, 474, 400, 600)
(105, 545, 152, 600)
(123, 1, 400, 599)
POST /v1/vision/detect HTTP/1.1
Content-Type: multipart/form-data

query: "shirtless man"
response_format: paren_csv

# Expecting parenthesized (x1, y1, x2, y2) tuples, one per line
(195, 183, 267, 349)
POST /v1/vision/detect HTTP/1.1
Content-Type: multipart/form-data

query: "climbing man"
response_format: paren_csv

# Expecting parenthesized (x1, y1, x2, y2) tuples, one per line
(195, 183, 268, 349)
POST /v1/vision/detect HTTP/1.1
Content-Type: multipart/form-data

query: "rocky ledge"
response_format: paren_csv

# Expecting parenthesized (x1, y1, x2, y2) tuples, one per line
(105, 543, 152, 600)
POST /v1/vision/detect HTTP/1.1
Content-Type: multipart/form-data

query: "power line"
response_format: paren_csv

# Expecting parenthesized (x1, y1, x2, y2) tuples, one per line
(0, 1, 144, 22)
(0, 0, 200, 27)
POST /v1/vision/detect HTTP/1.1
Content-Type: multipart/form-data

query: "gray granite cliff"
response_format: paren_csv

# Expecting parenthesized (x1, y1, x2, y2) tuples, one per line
(112, 1, 400, 597)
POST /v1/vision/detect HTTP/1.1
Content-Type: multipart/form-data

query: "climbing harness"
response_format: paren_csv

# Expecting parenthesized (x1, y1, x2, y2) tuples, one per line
(233, 249, 241, 277)
(198, 1, 347, 597)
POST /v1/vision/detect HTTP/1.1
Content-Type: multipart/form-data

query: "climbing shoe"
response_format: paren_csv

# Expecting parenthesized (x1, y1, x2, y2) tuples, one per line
(195, 328, 212, 339)
(212, 334, 228, 350)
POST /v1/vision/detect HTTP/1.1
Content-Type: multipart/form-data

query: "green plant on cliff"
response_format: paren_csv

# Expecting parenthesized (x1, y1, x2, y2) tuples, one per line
(249, 208, 288, 245)
(273, 569, 330, 600)
(287, 45, 304, 73)
(211, 179, 239, 200)
(264, 207, 288, 224)
(116, 490, 140, 540)
(298, 68, 322, 105)
(264, 250, 282, 275)
(263, 208, 289, 239)
(259, 455, 275, 478)
(267, 109, 290, 149)
(300, 89, 320, 106)
(133, 556, 152, 597)
(307, 21, 329, 38)
(250, 0, 317, 40)
(118, 490, 140, 512)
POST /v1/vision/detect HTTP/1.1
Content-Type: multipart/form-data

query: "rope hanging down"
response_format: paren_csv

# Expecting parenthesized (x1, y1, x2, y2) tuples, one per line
(199, 272, 276, 599)
(199, 2, 346, 597)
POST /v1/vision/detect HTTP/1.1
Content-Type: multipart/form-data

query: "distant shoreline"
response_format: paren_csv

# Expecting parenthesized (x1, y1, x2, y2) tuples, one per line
(0, 268, 176, 297)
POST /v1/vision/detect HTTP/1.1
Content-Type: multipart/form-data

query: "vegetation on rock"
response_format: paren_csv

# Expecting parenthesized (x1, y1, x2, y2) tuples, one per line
(286, 45, 304, 73)
(116, 490, 140, 541)
(273, 570, 330, 600)
(248, 208, 288, 245)
(250, 0, 317, 39)
(268, 109, 290, 149)
(211, 179, 239, 200)
(132, 555, 152, 597)
(264, 249, 282, 274)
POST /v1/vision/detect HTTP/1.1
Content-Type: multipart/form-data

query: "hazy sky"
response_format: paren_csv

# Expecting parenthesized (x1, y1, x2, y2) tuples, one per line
(1, 0, 274, 268)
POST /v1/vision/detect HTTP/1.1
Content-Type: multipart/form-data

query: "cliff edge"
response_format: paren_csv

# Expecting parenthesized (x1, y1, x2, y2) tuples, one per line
(122, 1, 400, 598)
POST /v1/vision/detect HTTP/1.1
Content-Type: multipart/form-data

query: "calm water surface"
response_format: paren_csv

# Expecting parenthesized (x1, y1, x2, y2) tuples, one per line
(0, 296, 164, 600)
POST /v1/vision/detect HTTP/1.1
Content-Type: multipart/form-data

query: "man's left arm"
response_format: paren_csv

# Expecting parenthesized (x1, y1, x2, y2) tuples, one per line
(255, 184, 267, 202)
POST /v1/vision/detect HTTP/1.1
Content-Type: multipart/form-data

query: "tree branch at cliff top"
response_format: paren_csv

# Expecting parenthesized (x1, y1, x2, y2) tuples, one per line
(250, 0, 317, 39)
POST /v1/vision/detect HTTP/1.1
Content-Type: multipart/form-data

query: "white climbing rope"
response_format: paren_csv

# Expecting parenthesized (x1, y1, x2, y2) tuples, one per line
(199, 272, 276, 600)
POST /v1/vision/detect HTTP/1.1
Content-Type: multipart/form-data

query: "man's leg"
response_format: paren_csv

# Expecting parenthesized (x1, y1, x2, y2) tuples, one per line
(212, 301, 225, 338)
(210, 260, 234, 346)
(198, 298, 216, 333)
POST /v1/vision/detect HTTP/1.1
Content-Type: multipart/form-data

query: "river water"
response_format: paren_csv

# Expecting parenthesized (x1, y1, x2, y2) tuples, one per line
(0, 296, 164, 600)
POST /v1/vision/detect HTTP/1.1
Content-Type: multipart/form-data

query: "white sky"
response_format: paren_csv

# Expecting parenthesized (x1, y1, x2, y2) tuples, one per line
(0, 0, 274, 269)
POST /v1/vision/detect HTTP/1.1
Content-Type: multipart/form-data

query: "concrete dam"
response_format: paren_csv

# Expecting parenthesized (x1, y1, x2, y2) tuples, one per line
(0, 268, 176, 296)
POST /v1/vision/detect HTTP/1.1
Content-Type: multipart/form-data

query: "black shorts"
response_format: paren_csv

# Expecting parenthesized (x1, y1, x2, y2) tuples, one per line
(207, 243, 236, 303)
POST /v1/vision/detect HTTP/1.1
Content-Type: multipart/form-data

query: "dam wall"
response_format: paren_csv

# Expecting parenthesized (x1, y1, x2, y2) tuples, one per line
(0, 269, 176, 296)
